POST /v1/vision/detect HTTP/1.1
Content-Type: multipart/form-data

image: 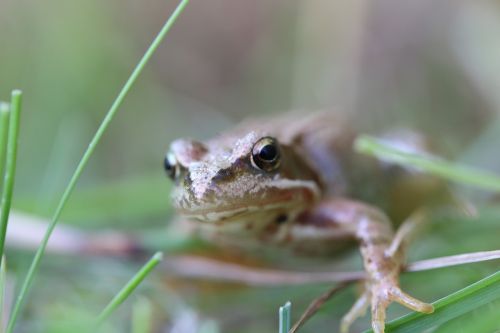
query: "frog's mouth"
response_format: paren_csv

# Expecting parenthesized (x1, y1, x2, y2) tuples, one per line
(178, 198, 297, 224)
(174, 179, 321, 224)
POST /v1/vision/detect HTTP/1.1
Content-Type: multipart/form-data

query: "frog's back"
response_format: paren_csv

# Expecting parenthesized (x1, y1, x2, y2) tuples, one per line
(221, 111, 446, 223)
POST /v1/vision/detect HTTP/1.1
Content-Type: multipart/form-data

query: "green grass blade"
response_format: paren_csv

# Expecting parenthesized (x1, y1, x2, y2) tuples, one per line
(96, 252, 163, 326)
(0, 255, 6, 331)
(5, 2, 189, 332)
(0, 90, 22, 260)
(132, 297, 153, 333)
(0, 104, 10, 333)
(354, 135, 500, 191)
(279, 301, 291, 333)
(0, 102, 10, 188)
(362, 270, 500, 333)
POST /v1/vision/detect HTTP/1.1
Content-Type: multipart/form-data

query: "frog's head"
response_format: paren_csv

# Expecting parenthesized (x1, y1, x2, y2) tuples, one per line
(164, 131, 320, 229)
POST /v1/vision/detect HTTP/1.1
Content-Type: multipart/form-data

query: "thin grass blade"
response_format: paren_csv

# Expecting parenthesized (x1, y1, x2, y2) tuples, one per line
(354, 135, 500, 191)
(0, 90, 22, 260)
(0, 255, 6, 332)
(0, 102, 10, 189)
(279, 301, 291, 333)
(96, 252, 163, 326)
(5, 2, 189, 332)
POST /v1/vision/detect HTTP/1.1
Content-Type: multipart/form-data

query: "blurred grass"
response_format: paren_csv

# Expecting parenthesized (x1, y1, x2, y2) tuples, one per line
(131, 297, 153, 333)
(14, 174, 172, 228)
(354, 135, 500, 192)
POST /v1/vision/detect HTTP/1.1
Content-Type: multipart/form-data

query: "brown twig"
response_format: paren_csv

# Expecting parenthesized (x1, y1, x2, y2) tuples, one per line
(161, 249, 500, 286)
(289, 282, 352, 333)
(162, 256, 365, 286)
(6, 211, 138, 256)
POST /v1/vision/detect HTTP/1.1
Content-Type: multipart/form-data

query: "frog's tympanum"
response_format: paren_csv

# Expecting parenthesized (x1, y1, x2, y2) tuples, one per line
(164, 112, 442, 333)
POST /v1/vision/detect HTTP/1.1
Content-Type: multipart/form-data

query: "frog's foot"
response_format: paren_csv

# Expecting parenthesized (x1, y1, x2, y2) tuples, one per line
(340, 280, 433, 333)
(369, 278, 434, 333)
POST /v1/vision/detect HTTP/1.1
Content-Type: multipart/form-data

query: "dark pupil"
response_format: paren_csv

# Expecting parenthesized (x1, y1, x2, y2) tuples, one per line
(259, 144, 277, 161)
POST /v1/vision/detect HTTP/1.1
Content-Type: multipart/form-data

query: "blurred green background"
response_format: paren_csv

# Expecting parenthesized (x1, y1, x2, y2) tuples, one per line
(1, 0, 500, 332)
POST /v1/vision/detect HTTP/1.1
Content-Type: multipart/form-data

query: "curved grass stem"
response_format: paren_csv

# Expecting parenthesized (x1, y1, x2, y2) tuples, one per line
(5, 1, 189, 332)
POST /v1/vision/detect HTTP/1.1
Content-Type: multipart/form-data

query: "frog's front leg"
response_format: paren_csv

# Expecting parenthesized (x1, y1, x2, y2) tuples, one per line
(296, 199, 434, 333)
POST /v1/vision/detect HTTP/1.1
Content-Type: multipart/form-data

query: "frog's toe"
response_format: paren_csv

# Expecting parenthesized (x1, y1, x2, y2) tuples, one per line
(370, 282, 433, 333)
(389, 286, 434, 313)
(370, 290, 390, 333)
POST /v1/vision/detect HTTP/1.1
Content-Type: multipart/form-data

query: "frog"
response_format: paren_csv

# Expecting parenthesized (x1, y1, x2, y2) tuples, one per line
(163, 111, 445, 333)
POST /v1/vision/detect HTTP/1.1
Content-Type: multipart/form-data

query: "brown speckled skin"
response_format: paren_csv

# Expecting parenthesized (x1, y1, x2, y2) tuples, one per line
(166, 111, 442, 333)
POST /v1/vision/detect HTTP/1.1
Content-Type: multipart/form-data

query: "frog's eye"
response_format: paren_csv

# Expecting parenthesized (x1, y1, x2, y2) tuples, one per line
(251, 137, 281, 172)
(164, 152, 179, 180)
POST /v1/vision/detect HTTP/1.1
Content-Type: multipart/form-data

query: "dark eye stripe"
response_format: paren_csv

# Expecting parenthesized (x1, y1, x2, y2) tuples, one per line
(213, 168, 235, 181)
